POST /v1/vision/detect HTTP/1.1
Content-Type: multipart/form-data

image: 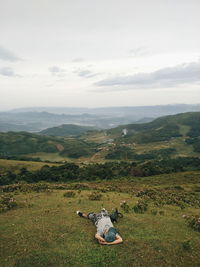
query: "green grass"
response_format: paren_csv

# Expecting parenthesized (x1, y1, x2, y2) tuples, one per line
(0, 159, 59, 173)
(26, 152, 67, 162)
(1, 174, 200, 267)
(131, 137, 200, 158)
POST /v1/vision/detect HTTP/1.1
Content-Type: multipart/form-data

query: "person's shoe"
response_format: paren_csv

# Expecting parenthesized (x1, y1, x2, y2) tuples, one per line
(76, 210, 83, 217)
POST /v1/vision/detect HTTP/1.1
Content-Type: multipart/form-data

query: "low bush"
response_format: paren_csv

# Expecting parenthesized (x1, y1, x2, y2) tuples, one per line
(63, 191, 76, 198)
(182, 240, 192, 251)
(159, 210, 165, 216)
(182, 215, 200, 232)
(0, 194, 18, 212)
(151, 209, 158, 215)
(133, 200, 148, 213)
(68, 183, 90, 190)
(120, 200, 130, 213)
(88, 192, 102, 201)
(136, 188, 200, 208)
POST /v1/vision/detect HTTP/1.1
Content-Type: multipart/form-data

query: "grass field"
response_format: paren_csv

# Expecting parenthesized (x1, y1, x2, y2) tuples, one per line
(26, 152, 67, 162)
(1, 172, 200, 267)
(0, 159, 59, 174)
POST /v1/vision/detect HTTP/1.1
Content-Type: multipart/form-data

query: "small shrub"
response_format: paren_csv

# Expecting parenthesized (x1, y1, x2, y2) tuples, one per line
(182, 240, 192, 251)
(0, 194, 18, 212)
(120, 200, 130, 213)
(151, 209, 158, 215)
(133, 200, 148, 214)
(159, 210, 165, 216)
(193, 186, 200, 192)
(68, 184, 89, 190)
(88, 192, 102, 201)
(183, 214, 200, 232)
(174, 186, 184, 190)
(63, 191, 76, 198)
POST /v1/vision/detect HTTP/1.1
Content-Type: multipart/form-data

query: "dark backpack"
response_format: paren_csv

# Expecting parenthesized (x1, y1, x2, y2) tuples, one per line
(110, 208, 123, 223)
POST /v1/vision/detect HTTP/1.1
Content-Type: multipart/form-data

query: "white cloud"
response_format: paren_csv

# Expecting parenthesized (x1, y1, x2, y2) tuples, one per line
(0, 67, 16, 77)
(75, 69, 99, 78)
(95, 60, 200, 90)
(0, 45, 21, 62)
(48, 66, 65, 75)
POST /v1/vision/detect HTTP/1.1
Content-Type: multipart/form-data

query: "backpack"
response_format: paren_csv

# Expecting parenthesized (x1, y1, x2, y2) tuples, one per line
(110, 208, 123, 223)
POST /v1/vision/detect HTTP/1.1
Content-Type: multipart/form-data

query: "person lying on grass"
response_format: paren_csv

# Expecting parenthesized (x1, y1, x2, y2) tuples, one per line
(76, 208, 123, 245)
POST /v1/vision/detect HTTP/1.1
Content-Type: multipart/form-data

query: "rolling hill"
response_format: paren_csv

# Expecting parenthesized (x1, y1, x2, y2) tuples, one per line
(85, 112, 200, 161)
(0, 112, 199, 162)
(0, 132, 96, 160)
(107, 112, 200, 142)
(40, 124, 95, 136)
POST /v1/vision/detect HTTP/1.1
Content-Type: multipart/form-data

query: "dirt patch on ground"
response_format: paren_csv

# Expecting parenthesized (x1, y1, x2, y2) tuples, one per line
(56, 144, 65, 151)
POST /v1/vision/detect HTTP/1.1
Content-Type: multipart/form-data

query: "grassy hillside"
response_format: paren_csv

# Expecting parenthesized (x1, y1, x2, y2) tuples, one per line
(0, 132, 96, 161)
(88, 112, 200, 161)
(0, 112, 200, 163)
(0, 159, 59, 174)
(40, 124, 95, 136)
(0, 132, 60, 155)
(107, 112, 200, 141)
(0, 172, 200, 266)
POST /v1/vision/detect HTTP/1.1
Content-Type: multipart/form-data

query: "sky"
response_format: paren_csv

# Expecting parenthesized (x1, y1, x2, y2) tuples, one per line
(0, 0, 200, 110)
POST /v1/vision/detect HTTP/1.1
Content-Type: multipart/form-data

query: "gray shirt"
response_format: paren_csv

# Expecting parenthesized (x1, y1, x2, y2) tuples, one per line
(96, 216, 114, 236)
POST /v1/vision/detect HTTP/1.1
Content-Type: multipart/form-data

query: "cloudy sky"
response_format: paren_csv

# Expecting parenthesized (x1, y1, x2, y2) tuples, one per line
(0, 0, 200, 110)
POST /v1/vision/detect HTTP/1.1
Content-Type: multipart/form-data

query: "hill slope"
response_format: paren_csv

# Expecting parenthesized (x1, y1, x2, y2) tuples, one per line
(84, 112, 200, 161)
(1, 173, 200, 266)
(40, 124, 95, 136)
(0, 132, 96, 160)
(107, 112, 200, 143)
(0, 112, 200, 162)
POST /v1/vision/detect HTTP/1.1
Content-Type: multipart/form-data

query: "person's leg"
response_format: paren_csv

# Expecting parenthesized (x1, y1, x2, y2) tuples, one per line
(76, 211, 88, 218)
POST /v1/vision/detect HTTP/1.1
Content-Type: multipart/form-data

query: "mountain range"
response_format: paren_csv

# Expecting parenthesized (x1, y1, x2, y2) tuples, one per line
(1, 104, 200, 132)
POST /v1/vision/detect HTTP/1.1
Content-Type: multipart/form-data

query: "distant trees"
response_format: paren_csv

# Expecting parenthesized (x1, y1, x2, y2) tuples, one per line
(1, 157, 200, 185)
(185, 138, 200, 153)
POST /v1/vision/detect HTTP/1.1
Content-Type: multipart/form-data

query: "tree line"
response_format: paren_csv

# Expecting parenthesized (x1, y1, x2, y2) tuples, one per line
(1, 157, 200, 185)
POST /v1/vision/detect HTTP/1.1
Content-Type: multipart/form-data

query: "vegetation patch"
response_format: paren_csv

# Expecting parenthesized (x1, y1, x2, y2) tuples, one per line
(63, 191, 76, 198)
(88, 191, 103, 201)
(120, 200, 130, 213)
(133, 199, 148, 213)
(136, 188, 200, 209)
(183, 215, 200, 232)
(0, 194, 18, 212)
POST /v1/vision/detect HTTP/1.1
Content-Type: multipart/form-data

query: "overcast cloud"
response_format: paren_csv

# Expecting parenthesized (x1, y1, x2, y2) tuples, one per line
(0, 45, 21, 62)
(0, 67, 16, 77)
(95, 60, 200, 89)
(0, 0, 199, 109)
(75, 69, 99, 78)
(49, 66, 65, 75)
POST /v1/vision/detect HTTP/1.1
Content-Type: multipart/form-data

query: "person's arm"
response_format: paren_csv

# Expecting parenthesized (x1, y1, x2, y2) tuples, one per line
(102, 234, 123, 245)
(95, 233, 106, 244)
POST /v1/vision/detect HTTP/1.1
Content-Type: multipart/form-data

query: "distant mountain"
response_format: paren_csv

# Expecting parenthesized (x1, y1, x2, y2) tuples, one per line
(10, 104, 200, 116)
(0, 111, 151, 132)
(1, 104, 200, 133)
(40, 124, 95, 136)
